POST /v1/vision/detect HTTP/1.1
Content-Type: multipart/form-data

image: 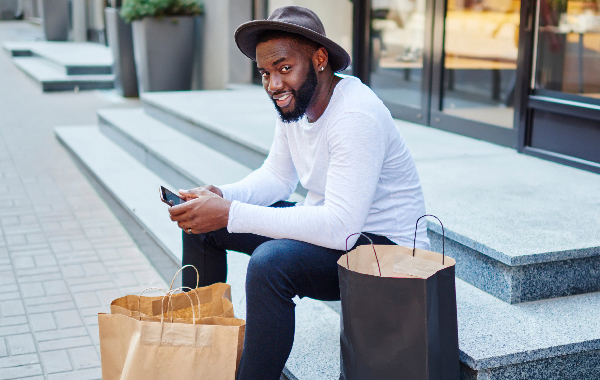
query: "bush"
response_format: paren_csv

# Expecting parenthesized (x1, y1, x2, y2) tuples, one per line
(120, 0, 203, 23)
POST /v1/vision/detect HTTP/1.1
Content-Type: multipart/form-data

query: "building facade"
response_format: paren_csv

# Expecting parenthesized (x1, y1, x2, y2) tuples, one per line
(252, 0, 600, 174)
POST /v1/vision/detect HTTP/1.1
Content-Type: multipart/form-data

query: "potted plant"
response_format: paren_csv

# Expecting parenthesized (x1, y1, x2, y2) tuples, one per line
(105, 0, 139, 97)
(120, 0, 203, 93)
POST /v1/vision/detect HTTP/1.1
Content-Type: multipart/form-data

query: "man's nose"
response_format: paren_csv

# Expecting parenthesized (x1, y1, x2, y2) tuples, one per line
(268, 73, 283, 93)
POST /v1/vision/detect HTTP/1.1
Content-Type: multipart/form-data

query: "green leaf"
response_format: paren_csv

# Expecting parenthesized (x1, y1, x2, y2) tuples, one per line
(120, 0, 203, 23)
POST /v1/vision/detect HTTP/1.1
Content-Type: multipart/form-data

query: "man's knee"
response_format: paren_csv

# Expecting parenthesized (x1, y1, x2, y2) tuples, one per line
(246, 240, 296, 294)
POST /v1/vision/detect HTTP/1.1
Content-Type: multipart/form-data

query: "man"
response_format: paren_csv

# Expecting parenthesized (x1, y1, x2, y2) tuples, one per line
(168, 6, 429, 380)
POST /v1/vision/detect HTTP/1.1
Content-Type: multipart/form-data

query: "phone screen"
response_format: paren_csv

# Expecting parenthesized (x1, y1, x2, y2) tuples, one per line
(160, 186, 184, 206)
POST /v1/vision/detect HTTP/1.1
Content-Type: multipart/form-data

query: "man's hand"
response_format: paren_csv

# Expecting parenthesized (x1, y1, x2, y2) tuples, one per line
(179, 185, 223, 201)
(169, 188, 231, 234)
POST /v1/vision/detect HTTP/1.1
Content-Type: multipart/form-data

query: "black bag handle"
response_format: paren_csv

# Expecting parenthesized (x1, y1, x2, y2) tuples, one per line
(413, 214, 445, 265)
(345, 233, 382, 276)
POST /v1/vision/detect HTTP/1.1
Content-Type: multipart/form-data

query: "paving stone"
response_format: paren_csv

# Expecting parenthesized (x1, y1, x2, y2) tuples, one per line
(66, 275, 111, 286)
(68, 345, 100, 370)
(1, 299, 24, 316)
(94, 288, 120, 306)
(25, 294, 72, 306)
(27, 301, 76, 314)
(0, 270, 16, 285)
(41, 349, 73, 373)
(0, 291, 20, 301)
(6, 333, 36, 355)
(60, 264, 85, 279)
(0, 323, 30, 336)
(69, 282, 117, 293)
(12, 256, 34, 269)
(20, 282, 45, 298)
(16, 266, 61, 277)
(34, 327, 88, 342)
(43, 279, 69, 295)
(81, 262, 107, 277)
(0, 337, 6, 357)
(47, 367, 102, 380)
(38, 336, 93, 351)
(72, 292, 100, 309)
(19, 273, 62, 283)
(0, 315, 27, 327)
(34, 254, 57, 267)
(0, 364, 43, 380)
(29, 312, 57, 332)
(0, 353, 38, 368)
(110, 272, 138, 287)
(54, 310, 84, 329)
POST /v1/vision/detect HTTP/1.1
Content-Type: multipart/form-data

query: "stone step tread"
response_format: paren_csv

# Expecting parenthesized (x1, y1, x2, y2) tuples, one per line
(142, 88, 275, 156)
(455, 277, 600, 370)
(12, 57, 114, 82)
(98, 107, 255, 190)
(55, 124, 335, 380)
(3, 41, 113, 69)
(54, 125, 182, 261)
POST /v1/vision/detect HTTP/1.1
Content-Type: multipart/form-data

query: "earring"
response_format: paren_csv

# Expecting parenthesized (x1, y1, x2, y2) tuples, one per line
(320, 67, 324, 71)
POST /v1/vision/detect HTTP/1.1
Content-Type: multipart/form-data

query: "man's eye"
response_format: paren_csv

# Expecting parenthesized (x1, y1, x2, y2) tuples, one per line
(281, 66, 291, 73)
(260, 72, 269, 78)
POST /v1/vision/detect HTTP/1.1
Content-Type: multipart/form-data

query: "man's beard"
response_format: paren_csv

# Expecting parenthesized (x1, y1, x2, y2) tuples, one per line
(271, 65, 318, 123)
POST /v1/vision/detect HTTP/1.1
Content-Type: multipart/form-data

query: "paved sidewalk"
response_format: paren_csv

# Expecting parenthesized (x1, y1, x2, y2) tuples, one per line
(0, 22, 168, 379)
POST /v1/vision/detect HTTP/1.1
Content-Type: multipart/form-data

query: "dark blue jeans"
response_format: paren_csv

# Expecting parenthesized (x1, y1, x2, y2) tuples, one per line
(182, 201, 396, 380)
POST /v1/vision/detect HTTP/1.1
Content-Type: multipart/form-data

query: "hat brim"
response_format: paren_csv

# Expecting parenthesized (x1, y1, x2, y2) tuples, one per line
(235, 20, 351, 73)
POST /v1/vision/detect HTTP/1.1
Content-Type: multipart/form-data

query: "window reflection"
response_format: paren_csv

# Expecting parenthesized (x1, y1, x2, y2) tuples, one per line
(370, 0, 427, 109)
(535, 0, 600, 98)
(442, 0, 521, 128)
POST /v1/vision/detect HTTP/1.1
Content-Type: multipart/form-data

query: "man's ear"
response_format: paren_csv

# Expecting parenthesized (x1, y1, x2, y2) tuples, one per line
(313, 47, 329, 72)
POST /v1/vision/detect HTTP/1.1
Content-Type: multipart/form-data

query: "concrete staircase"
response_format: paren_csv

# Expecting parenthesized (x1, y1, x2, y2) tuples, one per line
(3, 41, 114, 91)
(55, 86, 600, 380)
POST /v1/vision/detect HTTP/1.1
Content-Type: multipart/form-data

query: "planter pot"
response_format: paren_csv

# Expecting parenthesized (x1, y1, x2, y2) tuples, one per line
(0, 0, 18, 20)
(105, 7, 139, 97)
(41, 0, 70, 41)
(132, 16, 196, 93)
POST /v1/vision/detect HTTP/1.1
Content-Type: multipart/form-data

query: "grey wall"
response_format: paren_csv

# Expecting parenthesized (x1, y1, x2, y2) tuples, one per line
(199, 0, 253, 90)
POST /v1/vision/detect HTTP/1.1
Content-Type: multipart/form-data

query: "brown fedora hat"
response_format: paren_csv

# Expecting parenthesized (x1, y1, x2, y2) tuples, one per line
(235, 6, 351, 73)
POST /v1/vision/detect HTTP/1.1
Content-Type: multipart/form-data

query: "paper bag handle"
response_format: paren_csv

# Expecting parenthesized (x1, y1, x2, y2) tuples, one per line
(169, 265, 199, 291)
(413, 214, 445, 265)
(164, 288, 196, 324)
(138, 287, 167, 320)
(345, 233, 382, 276)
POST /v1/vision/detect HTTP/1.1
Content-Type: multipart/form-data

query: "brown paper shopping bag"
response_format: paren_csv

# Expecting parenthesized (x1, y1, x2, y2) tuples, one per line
(98, 312, 245, 380)
(338, 215, 459, 380)
(110, 265, 234, 320)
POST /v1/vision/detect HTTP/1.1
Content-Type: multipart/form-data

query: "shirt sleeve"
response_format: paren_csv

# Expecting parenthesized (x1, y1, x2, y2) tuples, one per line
(227, 112, 387, 250)
(219, 122, 299, 206)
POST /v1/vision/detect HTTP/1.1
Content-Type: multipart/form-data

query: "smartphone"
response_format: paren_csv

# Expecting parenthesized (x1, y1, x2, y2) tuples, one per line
(159, 186, 184, 206)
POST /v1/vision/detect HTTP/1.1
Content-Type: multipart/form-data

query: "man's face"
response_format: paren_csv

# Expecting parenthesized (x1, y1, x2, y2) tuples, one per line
(256, 37, 318, 123)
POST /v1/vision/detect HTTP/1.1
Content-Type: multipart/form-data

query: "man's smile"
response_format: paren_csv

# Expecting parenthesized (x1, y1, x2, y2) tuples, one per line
(273, 92, 293, 108)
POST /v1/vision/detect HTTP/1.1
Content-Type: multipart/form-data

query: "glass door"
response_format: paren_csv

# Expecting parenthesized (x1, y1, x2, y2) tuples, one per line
(523, 0, 600, 169)
(429, 0, 523, 145)
(369, 0, 434, 124)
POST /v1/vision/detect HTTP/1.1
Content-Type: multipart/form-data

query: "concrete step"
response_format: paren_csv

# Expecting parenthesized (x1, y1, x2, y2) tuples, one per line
(11, 57, 114, 92)
(141, 88, 600, 304)
(96, 107, 305, 203)
(3, 41, 113, 75)
(55, 125, 339, 380)
(141, 88, 274, 170)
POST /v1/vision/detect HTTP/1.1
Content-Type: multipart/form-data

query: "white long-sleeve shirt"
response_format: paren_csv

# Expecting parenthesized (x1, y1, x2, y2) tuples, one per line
(220, 76, 430, 251)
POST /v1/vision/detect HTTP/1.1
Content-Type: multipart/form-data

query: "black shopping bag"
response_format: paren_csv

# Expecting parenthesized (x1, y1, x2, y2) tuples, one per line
(338, 215, 459, 380)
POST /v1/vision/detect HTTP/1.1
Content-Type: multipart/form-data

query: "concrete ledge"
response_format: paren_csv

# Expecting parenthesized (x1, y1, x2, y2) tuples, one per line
(3, 41, 113, 74)
(12, 57, 114, 92)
